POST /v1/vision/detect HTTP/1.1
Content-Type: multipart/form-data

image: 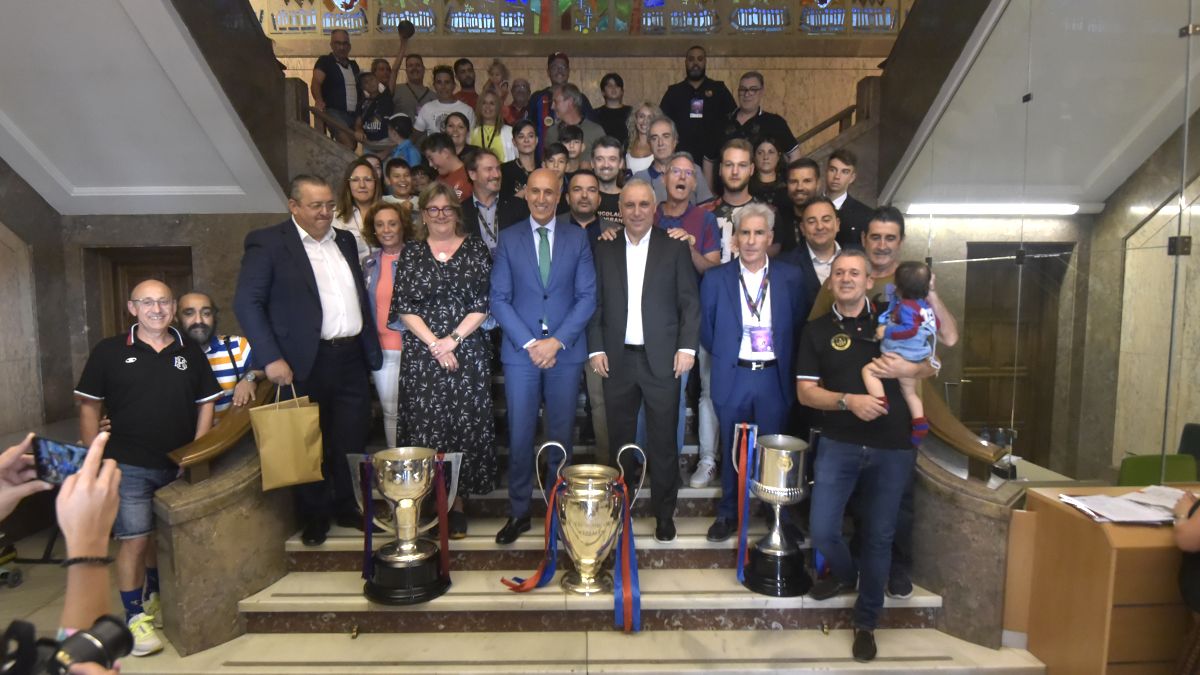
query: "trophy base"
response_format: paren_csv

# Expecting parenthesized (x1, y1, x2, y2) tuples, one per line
(742, 547, 812, 597)
(560, 570, 613, 595)
(364, 551, 450, 605)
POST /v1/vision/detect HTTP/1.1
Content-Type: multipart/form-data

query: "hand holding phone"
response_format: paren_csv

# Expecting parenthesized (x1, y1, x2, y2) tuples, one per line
(33, 436, 90, 485)
(0, 434, 52, 522)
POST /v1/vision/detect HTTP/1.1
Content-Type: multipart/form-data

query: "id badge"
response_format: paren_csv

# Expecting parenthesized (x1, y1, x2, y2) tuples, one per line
(748, 326, 773, 353)
(690, 97, 704, 119)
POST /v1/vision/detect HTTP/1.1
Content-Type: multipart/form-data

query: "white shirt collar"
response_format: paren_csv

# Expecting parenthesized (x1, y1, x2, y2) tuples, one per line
(294, 217, 335, 244)
(830, 192, 848, 209)
(625, 228, 651, 248)
(531, 215, 556, 232)
(739, 257, 769, 277)
(807, 241, 840, 264)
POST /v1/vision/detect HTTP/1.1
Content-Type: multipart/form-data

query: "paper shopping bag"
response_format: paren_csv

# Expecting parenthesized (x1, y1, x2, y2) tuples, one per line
(249, 385, 324, 491)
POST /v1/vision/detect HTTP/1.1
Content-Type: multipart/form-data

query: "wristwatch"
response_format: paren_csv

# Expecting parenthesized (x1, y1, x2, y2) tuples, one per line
(451, 331, 464, 344)
(837, 394, 848, 412)
(244, 371, 259, 383)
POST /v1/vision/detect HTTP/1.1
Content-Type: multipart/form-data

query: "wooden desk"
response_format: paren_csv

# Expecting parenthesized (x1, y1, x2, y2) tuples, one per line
(1026, 486, 1192, 675)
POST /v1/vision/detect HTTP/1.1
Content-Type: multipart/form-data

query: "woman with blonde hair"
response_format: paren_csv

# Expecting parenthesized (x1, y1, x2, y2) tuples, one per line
(469, 90, 516, 162)
(625, 101, 662, 175)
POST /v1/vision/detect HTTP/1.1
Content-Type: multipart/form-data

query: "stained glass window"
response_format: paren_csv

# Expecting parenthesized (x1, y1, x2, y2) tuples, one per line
(563, 0, 609, 34)
(731, 0, 789, 33)
(670, 0, 718, 34)
(321, 0, 370, 33)
(799, 0, 845, 34)
(269, 1, 320, 33)
(378, 0, 438, 33)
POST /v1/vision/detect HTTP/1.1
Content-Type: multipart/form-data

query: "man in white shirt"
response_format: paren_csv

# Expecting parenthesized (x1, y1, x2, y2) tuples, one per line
(587, 178, 700, 543)
(779, 195, 841, 309)
(414, 65, 475, 139)
(824, 149, 873, 250)
(234, 175, 383, 547)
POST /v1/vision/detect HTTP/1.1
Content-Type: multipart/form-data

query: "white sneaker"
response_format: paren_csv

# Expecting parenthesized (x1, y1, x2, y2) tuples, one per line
(128, 612, 163, 656)
(143, 591, 163, 628)
(689, 458, 718, 488)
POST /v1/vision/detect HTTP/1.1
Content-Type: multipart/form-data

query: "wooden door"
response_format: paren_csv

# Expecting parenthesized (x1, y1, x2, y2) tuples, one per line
(96, 247, 193, 339)
(960, 243, 1072, 467)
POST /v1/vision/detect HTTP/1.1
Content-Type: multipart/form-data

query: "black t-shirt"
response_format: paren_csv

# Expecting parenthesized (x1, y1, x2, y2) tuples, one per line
(75, 327, 221, 469)
(774, 206, 801, 253)
(794, 304, 912, 450)
(594, 106, 631, 146)
(709, 109, 797, 161)
(500, 160, 532, 201)
(358, 94, 395, 142)
(661, 78, 737, 165)
(597, 191, 623, 227)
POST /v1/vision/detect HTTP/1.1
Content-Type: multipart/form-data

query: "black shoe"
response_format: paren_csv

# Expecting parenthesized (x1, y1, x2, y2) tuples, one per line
(301, 517, 329, 546)
(886, 575, 914, 599)
(706, 517, 735, 542)
(852, 628, 877, 662)
(807, 577, 855, 601)
(654, 518, 676, 543)
(495, 516, 531, 545)
(334, 511, 384, 533)
(449, 510, 468, 539)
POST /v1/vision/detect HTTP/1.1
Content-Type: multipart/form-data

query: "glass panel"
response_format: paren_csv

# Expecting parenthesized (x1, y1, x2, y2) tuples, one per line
(321, 0, 370, 33)
(848, 0, 898, 33)
(730, 0, 790, 33)
(446, 0, 500, 33)
(799, 0, 843, 34)
(378, 0, 438, 34)
(670, 0, 719, 34)
(267, 3, 321, 33)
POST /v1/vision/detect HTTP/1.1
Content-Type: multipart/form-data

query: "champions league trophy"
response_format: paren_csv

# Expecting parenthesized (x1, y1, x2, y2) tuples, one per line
(740, 433, 813, 597)
(362, 447, 451, 605)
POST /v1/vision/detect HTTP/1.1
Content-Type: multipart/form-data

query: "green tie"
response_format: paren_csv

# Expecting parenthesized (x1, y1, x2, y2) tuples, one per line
(537, 226, 551, 286)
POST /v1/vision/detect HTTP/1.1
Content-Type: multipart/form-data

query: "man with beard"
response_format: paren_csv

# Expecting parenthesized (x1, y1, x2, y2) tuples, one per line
(177, 292, 264, 424)
(453, 57, 479, 107)
(772, 158, 822, 256)
(461, 149, 529, 254)
(659, 46, 736, 186)
(592, 136, 625, 226)
(701, 139, 766, 263)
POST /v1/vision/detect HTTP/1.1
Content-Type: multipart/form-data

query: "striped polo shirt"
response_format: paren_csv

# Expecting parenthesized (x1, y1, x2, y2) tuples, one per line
(202, 334, 253, 420)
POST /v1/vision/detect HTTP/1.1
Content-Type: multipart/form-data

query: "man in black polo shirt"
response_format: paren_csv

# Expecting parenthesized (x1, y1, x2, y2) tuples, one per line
(75, 279, 220, 657)
(709, 71, 799, 171)
(659, 45, 736, 186)
(793, 250, 931, 663)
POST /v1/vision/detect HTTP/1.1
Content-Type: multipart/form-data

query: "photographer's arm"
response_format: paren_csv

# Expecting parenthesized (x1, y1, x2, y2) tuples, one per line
(57, 433, 120, 631)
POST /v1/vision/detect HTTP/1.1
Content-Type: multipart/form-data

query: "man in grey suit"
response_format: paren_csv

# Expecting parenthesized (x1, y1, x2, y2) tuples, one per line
(587, 178, 700, 543)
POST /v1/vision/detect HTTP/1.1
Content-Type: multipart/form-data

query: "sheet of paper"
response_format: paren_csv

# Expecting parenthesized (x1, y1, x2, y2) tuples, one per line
(1058, 494, 1173, 523)
(1123, 485, 1188, 511)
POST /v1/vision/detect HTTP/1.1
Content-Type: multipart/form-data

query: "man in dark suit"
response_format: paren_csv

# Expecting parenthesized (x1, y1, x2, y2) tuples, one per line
(234, 175, 383, 546)
(587, 178, 700, 542)
(461, 148, 529, 255)
(778, 196, 842, 310)
(701, 203, 810, 541)
(490, 168, 597, 544)
(825, 149, 873, 251)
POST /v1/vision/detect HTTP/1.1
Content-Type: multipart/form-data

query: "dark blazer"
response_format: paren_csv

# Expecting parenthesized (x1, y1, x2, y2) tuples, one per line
(836, 194, 874, 250)
(587, 227, 700, 380)
(699, 258, 809, 409)
(490, 215, 597, 365)
(775, 244, 821, 309)
(234, 219, 383, 381)
(461, 193, 530, 244)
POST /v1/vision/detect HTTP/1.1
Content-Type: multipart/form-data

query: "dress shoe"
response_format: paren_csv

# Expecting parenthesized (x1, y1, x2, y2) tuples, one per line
(495, 516, 532, 544)
(706, 517, 735, 542)
(449, 510, 468, 539)
(808, 577, 855, 601)
(301, 517, 329, 546)
(334, 511, 384, 533)
(852, 628, 877, 662)
(654, 518, 677, 543)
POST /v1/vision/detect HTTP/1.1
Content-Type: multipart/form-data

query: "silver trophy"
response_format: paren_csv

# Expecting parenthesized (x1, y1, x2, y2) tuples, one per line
(742, 433, 812, 596)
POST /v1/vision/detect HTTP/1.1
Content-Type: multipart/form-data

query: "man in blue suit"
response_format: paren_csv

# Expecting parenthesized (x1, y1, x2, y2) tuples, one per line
(700, 202, 810, 542)
(490, 168, 597, 544)
(234, 175, 383, 546)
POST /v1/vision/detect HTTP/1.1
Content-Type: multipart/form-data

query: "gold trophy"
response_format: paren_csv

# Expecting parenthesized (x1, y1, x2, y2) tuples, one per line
(742, 434, 812, 597)
(363, 447, 450, 605)
(536, 442, 645, 595)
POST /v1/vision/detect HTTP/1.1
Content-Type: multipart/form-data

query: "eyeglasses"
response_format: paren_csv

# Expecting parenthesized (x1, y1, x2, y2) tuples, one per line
(424, 206, 456, 218)
(132, 298, 174, 309)
(668, 167, 695, 178)
(737, 87, 763, 95)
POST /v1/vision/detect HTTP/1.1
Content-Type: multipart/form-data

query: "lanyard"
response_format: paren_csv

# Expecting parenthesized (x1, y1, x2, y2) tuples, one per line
(739, 268, 769, 321)
(220, 338, 242, 380)
(475, 200, 497, 241)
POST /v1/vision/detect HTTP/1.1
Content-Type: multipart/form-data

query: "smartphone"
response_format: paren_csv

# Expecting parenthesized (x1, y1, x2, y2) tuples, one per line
(32, 436, 89, 485)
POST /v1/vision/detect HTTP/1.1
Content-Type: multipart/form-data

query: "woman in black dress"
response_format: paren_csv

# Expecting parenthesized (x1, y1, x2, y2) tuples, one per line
(390, 181, 495, 538)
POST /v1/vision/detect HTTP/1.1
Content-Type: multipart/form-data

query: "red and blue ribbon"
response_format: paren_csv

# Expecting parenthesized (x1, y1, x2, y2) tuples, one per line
(502, 476, 564, 592)
(735, 423, 758, 583)
(611, 476, 641, 633)
(360, 459, 374, 580)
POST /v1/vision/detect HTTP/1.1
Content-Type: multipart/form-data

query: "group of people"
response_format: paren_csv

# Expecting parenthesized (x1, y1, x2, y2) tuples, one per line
(50, 39, 960, 664)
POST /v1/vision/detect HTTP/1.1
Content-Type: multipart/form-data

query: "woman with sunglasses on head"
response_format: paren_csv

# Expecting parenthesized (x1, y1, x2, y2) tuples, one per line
(390, 183, 495, 539)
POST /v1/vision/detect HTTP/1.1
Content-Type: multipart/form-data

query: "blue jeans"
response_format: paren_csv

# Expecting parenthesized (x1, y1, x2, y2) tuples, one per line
(809, 438, 915, 630)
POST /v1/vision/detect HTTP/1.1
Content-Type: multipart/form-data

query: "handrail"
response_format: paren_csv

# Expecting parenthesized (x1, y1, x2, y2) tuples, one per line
(308, 106, 357, 147)
(921, 378, 1008, 464)
(169, 380, 274, 483)
(794, 104, 856, 148)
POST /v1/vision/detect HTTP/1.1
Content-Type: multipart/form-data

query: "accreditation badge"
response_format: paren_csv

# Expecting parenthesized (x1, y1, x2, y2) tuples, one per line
(544, 116, 554, 127)
(831, 333, 851, 351)
(748, 326, 773, 353)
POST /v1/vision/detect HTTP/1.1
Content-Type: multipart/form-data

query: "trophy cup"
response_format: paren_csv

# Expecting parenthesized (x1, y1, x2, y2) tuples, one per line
(742, 434, 812, 597)
(363, 447, 451, 605)
(536, 442, 644, 595)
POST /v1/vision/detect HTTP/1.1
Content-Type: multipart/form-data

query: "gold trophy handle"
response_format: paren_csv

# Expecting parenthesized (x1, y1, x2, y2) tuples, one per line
(535, 441, 568, 504)
(615, 444, 647, 504)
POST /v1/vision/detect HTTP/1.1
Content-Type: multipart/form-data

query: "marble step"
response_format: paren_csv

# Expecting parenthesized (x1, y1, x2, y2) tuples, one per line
(239, 568, 940, 633)
(286, 517, 794, 571)
(119, 629, 1044, 674)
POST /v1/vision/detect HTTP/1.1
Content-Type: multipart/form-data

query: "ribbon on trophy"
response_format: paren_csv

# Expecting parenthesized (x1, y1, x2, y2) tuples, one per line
(611, 476, 641, 633)
(359, 454, 452, 583)
(501, 475, 565, 592)
(735, 423, 759, 583)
